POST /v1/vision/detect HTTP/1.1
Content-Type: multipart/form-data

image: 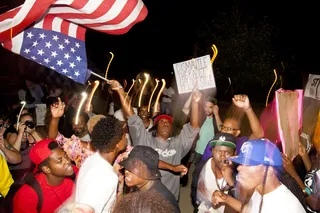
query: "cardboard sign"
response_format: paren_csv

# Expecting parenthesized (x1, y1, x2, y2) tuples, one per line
(173, 55, 216, 94)
(304, 74, 320, 100)
(276, 89, 303, 160)
(35, 104, 46, 126)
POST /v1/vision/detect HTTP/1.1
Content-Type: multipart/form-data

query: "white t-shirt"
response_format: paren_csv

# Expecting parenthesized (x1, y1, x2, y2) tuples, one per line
(197, 158, 228, 213)
(162, 87, 175, 103)
(246, 184, 306, 213)
(75, 152, 118, 213)
(114, 108, 138, 121)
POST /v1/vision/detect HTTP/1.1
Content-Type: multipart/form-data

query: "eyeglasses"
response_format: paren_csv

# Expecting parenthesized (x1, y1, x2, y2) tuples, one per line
(219, 124, 239, 132)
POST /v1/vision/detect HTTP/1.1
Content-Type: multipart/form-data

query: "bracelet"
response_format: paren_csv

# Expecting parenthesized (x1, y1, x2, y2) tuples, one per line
(303, 187, 312, 197)
(245, 106, 252, 111)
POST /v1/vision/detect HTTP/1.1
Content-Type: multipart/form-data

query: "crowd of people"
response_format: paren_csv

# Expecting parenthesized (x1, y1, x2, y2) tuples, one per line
(0, 77, 319, 213)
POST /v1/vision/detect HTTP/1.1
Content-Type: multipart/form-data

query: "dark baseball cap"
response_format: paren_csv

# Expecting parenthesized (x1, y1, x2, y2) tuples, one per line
(119, 146, 161, 180)
(209, 133, 237, 149)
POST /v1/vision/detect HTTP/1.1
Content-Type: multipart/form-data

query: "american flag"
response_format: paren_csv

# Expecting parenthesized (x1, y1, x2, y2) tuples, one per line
(0, 0, 148, 83)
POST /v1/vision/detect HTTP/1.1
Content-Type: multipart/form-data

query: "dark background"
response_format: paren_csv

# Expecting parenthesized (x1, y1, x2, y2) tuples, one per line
(0, 0, 318, 104)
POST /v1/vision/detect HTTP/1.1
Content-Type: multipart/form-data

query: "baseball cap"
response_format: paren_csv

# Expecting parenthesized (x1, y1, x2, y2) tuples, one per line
(29, 139, 58, 173)
(153, 114, 173, 125)
(209, 133, 237, 149)
(228, 138, 282, 167)
(119, 146, 161, 180)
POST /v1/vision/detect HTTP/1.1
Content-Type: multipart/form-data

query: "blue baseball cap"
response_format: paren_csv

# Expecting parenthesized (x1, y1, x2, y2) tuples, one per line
(228, 138, 282, 167)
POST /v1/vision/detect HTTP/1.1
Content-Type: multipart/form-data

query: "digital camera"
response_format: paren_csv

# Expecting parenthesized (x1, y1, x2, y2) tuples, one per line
(24, 120, 35, 129)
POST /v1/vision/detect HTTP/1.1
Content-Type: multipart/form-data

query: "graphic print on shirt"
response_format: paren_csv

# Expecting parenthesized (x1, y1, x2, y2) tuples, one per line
(155, 148, 177, 157)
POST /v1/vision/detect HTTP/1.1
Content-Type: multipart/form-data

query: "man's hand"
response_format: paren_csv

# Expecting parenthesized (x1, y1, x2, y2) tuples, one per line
(221, 164, 235, 187)
(232, 94, 251, 110)
(108, 80, 124, 92)
(212, 190, 228, 206)
(298, 142, 307, 157)
(51, 97, 65, 118)
(172, 164, 188, 176)
(282, 153, 297, 177)
(17, 122, 27, 134)
(213, 105, 219, 115)
(192, 90, 202, 103)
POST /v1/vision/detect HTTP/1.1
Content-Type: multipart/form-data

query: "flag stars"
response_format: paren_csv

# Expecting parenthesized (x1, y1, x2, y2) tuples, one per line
(27, 32, 34, 39)
(69, 62, 75, 69)
(58, 44, 65, 50)
(76, 56, 82, 62)
(64, 39, 70, 44)
(39, 33, 46, 39)
(31, 56, 37, 60)
(50, 66, 55, 70)
(37, 49, 44, 56)
(51, 51, 58, 58)
(32, 41, 38, 47)
(70, 47, 76, 53)
(74, 71, 80, 77)
(64, 53, 70, 60)
(75, 43, 80, 48)
(52, 35, 59, 41)
(45, 41, 52, 48)
(57, 60, 63, 66)
(24, 48, 30, 54)
(62, 69, 68, 74)
(44, 58, 50, 64)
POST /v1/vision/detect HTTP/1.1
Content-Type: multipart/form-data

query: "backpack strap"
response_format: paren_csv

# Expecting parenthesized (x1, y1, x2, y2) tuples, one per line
(24, 173, 43, 213)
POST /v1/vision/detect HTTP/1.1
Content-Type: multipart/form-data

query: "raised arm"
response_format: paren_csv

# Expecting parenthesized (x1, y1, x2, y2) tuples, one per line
(232, 95, 264, 139)
(213, 104, 222, 131)
(48, 97, 65, 139)
(190, 90, 201, 129)
(0, 137, 22, 164)
(109, 80, 134, 117)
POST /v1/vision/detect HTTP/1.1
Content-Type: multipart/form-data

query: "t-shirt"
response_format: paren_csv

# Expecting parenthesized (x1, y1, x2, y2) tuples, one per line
(149, 180, 180, 213)
(75, 152, 118, 213)
(246, 184, 306, 213)
(13, 166, 78, 213)
(0, 154, 14, 197)
(196, 158, 227, 213)
(128, 114, 199, 199)
(195, 117, 214, 155)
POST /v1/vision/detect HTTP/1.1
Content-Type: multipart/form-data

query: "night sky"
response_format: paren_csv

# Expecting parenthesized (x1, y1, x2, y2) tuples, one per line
(0, 0, 318, 101)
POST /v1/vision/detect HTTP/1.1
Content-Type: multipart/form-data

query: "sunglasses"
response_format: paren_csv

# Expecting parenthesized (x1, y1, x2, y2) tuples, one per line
(219, 125, 239, 132)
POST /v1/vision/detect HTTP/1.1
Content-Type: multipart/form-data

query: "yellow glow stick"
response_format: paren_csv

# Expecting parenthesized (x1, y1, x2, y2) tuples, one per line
(16, 101, 26, 130)
(210, 44, 218, 64)
(154, 79, 166, 114)
(148, 79, 159, 112)
(138, 73, 150, 107)
(75, 92, 88, 125)
(125, 79, 136, 101)
(105, 52, 114, 79)
(86, 80, 100, 112)
(266, 69, 278, 107)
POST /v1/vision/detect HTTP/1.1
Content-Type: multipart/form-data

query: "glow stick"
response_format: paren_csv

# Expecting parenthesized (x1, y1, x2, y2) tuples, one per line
(75, 92, 88, 125)
(86, 80, 100, 111)
(105, 52, 114, 79)
(154, 79, 166, 114)
(265, 69, 278, 107)
(210, 44, 218, 64)
(148, 79, 159, 112)
(138, 73, 150, 107)
(125, 79, 136, 101)
(16, 101, 26, 130)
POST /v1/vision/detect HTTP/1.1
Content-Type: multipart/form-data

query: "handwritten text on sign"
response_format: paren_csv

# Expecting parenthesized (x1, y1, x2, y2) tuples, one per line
(173, 55, 216, 94)
(304, 74, 320, 100)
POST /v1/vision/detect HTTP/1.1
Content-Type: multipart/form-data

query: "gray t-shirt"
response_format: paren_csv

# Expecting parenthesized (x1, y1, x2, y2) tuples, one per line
(127, 114, 199, 199)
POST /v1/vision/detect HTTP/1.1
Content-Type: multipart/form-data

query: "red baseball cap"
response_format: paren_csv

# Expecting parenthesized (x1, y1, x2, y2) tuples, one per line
(29, 139, 57, 173)
(154, 114, 173, 125)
